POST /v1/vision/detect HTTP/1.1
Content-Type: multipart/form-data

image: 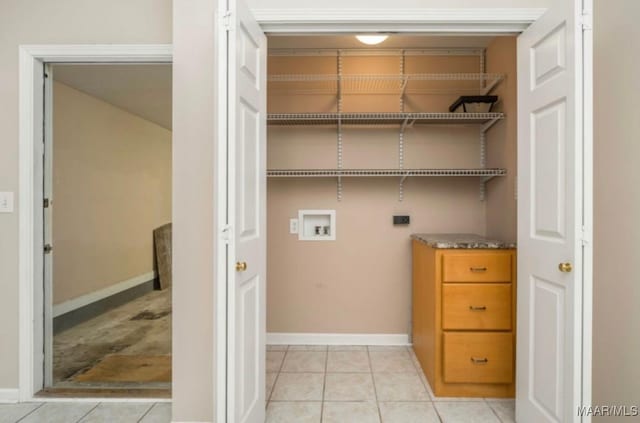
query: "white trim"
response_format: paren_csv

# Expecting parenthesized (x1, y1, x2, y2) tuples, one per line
(214, 5, 230, 422)
(0, 389, 20, 403)
(580, 0, 594, 415)
(43, 63, 54, 389)
(267, 332, 410, 346)
(18, 44, 173, 63)
(19, 45, 44, 403)
(18, 44, 172, 402)
(253, 8, 546, 33)
(52, 271, 157, 318)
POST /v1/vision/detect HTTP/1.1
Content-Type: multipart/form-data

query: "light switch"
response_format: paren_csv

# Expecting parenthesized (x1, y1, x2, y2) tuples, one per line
(0, 192, 14, 213)
(289, 218, 299, 234)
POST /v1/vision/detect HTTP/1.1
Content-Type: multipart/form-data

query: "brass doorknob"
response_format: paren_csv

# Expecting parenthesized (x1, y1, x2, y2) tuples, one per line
(236, 261, 248, 272)
(558, 262, 572, 273)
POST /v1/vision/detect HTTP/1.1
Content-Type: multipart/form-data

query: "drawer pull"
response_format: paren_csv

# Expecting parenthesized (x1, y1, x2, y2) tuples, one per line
(469, 305, 487, 311)
(470, 267, 488, 272)
(470, 357, 489, 364)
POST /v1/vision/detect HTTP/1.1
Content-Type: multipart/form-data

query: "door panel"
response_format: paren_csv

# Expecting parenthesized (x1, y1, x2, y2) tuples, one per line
(517, 0, 590, 421)
(238, 101, 260, 240)
(531, 276, 564, 418)
(531, 23, 567, 89)
(532, 99, 567, 240)
(226, 0, 267, 422)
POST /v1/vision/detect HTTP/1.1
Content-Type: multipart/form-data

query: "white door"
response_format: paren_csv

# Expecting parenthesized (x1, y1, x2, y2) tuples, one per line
(516, 0, 592, 421)
(224, 0, 267, 422)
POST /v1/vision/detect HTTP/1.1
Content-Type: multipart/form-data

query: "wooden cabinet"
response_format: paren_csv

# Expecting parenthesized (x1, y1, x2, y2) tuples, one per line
(412, 240, 516, 397)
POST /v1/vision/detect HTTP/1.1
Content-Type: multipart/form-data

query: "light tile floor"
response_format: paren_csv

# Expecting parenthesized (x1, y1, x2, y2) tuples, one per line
(0, 402, 170, 423)
(0, 345, 515, 423)
(266, 345, 515, 423)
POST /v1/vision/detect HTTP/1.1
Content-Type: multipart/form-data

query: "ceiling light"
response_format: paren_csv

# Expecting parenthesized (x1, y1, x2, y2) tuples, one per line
(356, 34, 389, 45)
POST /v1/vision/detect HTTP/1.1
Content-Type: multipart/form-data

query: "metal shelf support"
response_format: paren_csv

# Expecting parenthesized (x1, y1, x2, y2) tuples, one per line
(478, 115, 502, 201)
(399, 117, 410, 201)
(482, 75, 505, 95)
(337, 52, 343, 201)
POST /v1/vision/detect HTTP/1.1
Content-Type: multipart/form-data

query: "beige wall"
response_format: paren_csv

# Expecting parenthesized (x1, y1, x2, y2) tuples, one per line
(266, 53, 511, 334)
(52, 81, 171, 305)
(268, 178, 487, 334)
(592, 0, 640, 418)
(0, 0, 171, 392)
(171, 0, 218, 420)
(485, 37, 517, 243)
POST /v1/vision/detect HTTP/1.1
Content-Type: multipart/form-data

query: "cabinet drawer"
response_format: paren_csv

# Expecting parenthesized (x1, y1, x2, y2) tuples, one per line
(442, 284, 512, 330)
(442, 253, 511, 283)
(443, 332, 513, 384)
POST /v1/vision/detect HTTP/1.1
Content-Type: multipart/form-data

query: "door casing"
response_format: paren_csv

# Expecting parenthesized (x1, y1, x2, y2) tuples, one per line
(18, 45, 172, 402)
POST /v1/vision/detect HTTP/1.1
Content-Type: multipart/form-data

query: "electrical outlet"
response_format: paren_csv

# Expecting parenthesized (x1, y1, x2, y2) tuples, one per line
(0, 192, 14, 213)
(289, 218, 299, 234)
(393, 215, 410, 225)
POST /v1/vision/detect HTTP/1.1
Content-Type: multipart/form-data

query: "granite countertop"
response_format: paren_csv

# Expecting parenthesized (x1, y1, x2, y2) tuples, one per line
(411, 233, 516, 249)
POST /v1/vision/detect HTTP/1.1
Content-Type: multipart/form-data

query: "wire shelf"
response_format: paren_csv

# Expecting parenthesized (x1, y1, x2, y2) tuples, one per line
(268, 73, 504, 95)
(267, 112, 504, 126)
(267, 168, 506, 178)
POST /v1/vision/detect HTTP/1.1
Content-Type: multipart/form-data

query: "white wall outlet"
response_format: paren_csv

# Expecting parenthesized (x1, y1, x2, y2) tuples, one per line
(0, 192, 14, 213)
(289, 218, 299, 234)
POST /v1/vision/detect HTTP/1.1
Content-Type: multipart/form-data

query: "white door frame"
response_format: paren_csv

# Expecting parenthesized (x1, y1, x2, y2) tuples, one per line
(17, 44, 172, 401)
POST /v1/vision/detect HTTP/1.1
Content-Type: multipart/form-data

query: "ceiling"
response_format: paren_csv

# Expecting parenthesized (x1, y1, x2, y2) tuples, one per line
(53, 64, 172, 130)
(268, 35, 498, 49)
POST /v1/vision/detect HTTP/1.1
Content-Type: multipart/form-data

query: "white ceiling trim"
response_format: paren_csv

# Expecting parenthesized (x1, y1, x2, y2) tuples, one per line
(22, 44, 172, 62)
(253, 8, 546, 33)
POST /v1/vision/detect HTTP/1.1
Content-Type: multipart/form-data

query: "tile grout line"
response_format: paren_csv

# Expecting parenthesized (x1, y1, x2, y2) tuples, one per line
(74, 402, 101, 423)
(485, 399, 506, 423)
(15, 402, 45, 422)
(408, 346, 435, 402)
(320, 346, 329, 422)
(366, 346, 383, 423)
(432, 403, 445, 423)
(267, 345, 289, 405)
(136, 402, 156, 423)
(407, 345, 444, 423)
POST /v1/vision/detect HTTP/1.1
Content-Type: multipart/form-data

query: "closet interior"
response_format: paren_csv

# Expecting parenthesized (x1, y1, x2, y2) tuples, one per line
(265, 34, 518, 398)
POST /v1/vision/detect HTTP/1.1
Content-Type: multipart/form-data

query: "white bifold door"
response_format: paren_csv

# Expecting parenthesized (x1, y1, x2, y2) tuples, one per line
(220, 0, 267, 422)
(516, 0, 592, 422)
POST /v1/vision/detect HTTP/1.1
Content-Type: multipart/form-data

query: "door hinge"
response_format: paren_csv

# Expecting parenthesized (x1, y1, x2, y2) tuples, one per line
(44, 244, 53, 254)
(221, 224, 232, 243)
(581, 226, 591, 246)
(222, 10, 232, 31)
(580, 11, 593, 31)
(43, 198, 50, 208)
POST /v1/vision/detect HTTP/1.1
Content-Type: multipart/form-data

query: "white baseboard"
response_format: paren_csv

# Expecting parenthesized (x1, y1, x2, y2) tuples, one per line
(52, 271, 156, 318)
(0, 389, 19, 403)
(267, 332, 410, 346)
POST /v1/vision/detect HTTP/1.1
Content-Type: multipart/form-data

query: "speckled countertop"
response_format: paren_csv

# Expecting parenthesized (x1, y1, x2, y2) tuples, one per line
(411, 233, 516, 249)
